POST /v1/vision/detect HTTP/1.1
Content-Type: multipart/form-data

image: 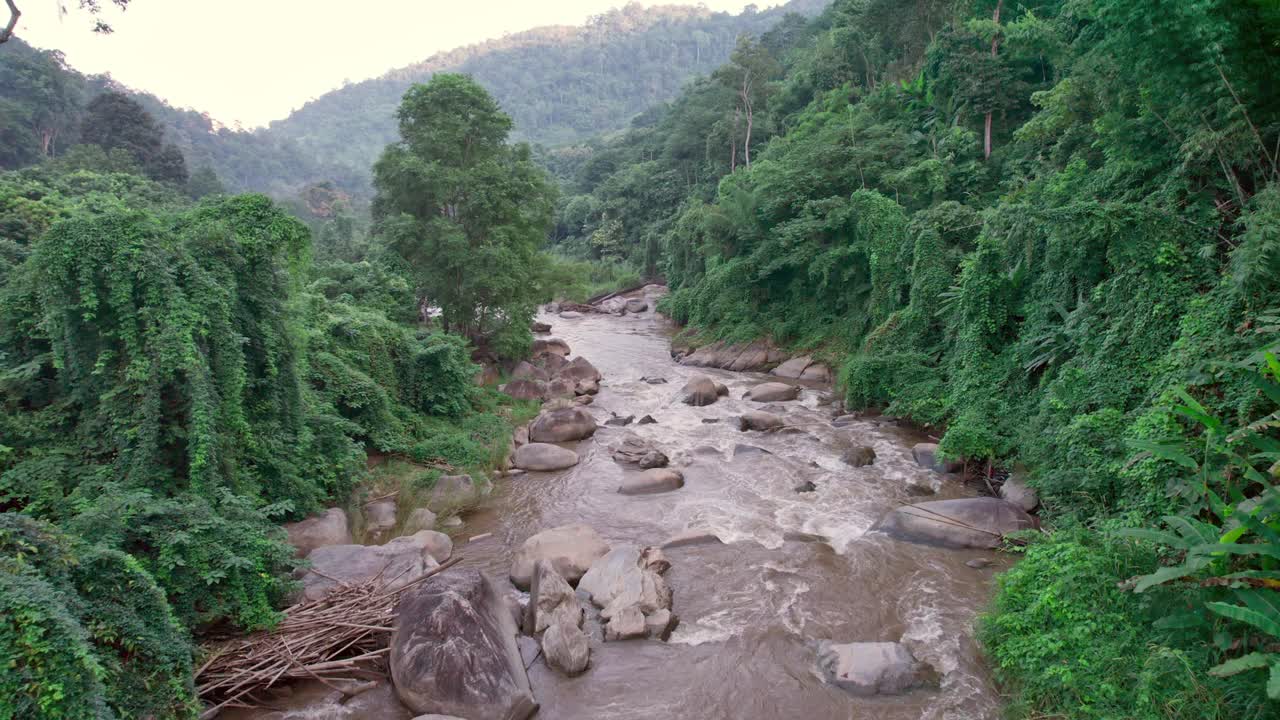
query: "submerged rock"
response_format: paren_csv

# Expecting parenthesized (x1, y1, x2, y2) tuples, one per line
(818, 641, 933, 696)
(738, 410, 784, 432)
(794, 480, 817, 493)
(876, 498, 1036, 549)
(390, 569, 536, 719)
(513, 443, 579, 472)
(624, 298, 649, 314)
(618, 468, 684, 495)
(681, 375, 720, 406)
(745, 382, 801, 402)
(841, 445, 877, 467)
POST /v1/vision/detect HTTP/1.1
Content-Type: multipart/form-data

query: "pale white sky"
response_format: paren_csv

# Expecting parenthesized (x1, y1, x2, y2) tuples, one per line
(13, 1, 761, 128)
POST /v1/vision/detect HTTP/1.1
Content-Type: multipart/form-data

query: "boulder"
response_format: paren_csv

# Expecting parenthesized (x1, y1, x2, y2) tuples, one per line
(559, 356, 602, 383)
(574, 379, 600, 396)
(603, 606, 647, 641)
(301, 533, 441, 602)
(578, 545, 671, 617)
(618, 468, 684, 495)
(770, 356, 812, 379)
(545, 377, 577, 398)
(624, 298, 649, 314)
(876, 498, 1036, 549)
(738, 411, 784, 432)
(599, 296, 628, 314)
(542, 619, 590, 676)
(680, 375, 720, 406)
(513, 425, 529, 447)
(746, 382, 801, 402)
(559, 311, 584, 319)
(425, 474, 486, 514)
(524, 560, 583, 635)
(363, 499, 397, 543)
(794, 480, 817, 493)
(529, 406, 597, 443)
(715, 382, 730, 397)
(799, 363, 831, 382)
(638, 414, 658, 425)
(605, 414, 635, 427)
(573, 395, 594, 406)
(644, 608, 677, 641)
(511, 361, 548, 381)
(512, 443, 579, 472)
(610, 434, 667, 468)
(911, 442, 960, 472)
(841, 446, 877, 468)
(531, 321, 552, 334)
(416, 531, 453, 564)
(402, 507, 437, 535)
(1000, 475, 1040, 512)
(510, 524, 610, 589)
(638, 451, 668, 469)
(536, 352, 569, 375)
(966, 558, 994, 569)
(818, 641, 932, 697)
(531, 338, 570, 358)
(640, 377, 668, 385)
(285, 508, 352, 557)
(390, 569, 536, 720)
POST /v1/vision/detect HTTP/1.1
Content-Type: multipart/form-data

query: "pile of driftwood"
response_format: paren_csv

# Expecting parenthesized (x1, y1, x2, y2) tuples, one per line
(557, 301, 608, 314)
(195, 556, 460, 718)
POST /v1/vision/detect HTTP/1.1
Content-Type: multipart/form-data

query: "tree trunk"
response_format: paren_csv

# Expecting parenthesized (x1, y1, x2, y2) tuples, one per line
(984, 0, 1003, 160)
(741, 75, 754, 170)
(730, 108, 740, 172)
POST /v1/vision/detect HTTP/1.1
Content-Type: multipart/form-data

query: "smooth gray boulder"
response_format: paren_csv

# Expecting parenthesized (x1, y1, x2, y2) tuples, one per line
(574, 378, 600, 396)
(746, 382, 801, 402)
(1000, 474, 1040, 512)
(611, 434, 668, 468)
(391, 569, 536, 720)
(285, 508, 352, 557)
(402, 507, 437, 535)
(624, 298, 649, 314)
(604, 606, 647, 641)
(770, 356, 812, 379)
(364, 499, 398, 543)
(738, 410, 784, 432)
(911, 442, 960, 472)
(510, 524, 610, 589)
(680, 375, 720, 406)
(800, 363, 831, 382)
(541, 619, 590, 676)
(644, 608, 677, 641)
(818, 641, 932, 696)
(618, 468, 684, 495)
(714, 381, 729, 397)
(416, 531, 453, 564)
(425, 474, 486, 514)
(529, 406, 598, 443)
(662, 530, 723, 548)
(877, 498, 1036, 549)
(545, 377, 577, 399)
(559, 310, 584, 319)
(524, 560, 583, 635)
(301, 533, 441, 601)
(841, 445, 877, 467)
(513, 443, 579, 472)
(578, 545, 671, 619)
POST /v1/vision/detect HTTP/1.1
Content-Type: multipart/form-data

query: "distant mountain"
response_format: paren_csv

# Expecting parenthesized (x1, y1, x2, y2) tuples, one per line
(1, 2, 828, 200)
(261, 1, 828, 195)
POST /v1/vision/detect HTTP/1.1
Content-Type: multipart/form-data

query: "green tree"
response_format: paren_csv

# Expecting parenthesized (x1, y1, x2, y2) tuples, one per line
(80, 90, 188, 184)
(372, 74, 555, 354)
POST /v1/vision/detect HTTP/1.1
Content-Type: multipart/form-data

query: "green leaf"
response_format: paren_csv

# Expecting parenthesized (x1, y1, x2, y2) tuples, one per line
(1154, 612, 1207, 630)
(1115, 527, 1186, 547)
(1128, 439, 1198, 469)
(1270, 662, 1280, 700)
(1187, 543, 1280, 561)
(1134, 559, 1209, 593)
(1164, 515, 1220, 546)
(1206, 600, 1280, 637)
(1208, 652, 1271, 677)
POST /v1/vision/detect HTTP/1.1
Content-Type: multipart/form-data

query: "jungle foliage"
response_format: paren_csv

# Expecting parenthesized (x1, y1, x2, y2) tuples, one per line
(0, 84, 535, 716)
(551, 0, 1280, 715)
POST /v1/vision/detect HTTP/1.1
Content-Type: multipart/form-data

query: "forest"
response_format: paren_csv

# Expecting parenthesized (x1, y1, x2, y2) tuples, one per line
(2, 0, 1280, 718)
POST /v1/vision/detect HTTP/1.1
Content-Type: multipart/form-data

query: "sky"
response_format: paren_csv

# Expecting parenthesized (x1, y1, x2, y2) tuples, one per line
(12, 1, 761, 129)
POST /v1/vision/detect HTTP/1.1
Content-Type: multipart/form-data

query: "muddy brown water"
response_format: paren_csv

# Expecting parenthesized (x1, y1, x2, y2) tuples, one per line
(228, 307, 1010, 720)
(457, 309, 1010, 720)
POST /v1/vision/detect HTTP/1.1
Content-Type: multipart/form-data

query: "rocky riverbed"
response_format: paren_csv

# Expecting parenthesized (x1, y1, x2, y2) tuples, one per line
(233, 285, 1033, 720)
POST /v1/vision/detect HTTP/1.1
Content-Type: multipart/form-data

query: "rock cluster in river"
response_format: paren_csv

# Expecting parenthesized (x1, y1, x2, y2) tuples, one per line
(818, 641, 935, 696)
(501, 338, 603, 402)
(577, 545, 676, 642)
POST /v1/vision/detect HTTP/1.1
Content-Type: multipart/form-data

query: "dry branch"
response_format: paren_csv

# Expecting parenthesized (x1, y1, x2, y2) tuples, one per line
(195, 555, 461, 718)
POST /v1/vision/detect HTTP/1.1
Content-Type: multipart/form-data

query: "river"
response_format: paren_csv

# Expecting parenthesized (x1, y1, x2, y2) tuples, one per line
(458, 304, 1009, 720)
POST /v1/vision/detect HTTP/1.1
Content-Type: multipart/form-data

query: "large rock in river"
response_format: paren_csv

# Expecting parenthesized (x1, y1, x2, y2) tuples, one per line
(818, 641, 933, 696)
(542, 618, 590, 676)
(500, 378, 546, 401)
(531, 338, 570, 358)
(841, 445, 877, 467)
(301, 532, 441, 601)
(529, 406, 597, 443)
(558, 356, 602, 383)
(390, 569, 536, 720)
(680, 375, 720, 406)
(745, 382, 801, 402)
(513, 443, 579, 472)
(876, 498, 1036, 549)
(510, 524, 610, 589)
(618, 468, 684, 495)
(524, 560, 583, 635)
(284, 508, 352, 557)
(511, 361, 548, 381)
(738, 410, 783, 431)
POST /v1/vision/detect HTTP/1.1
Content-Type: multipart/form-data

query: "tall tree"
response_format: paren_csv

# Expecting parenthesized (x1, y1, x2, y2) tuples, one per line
(371, 74, 555, 353)
(80, 90, 188, 184)
(714, 35, 779, 170)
